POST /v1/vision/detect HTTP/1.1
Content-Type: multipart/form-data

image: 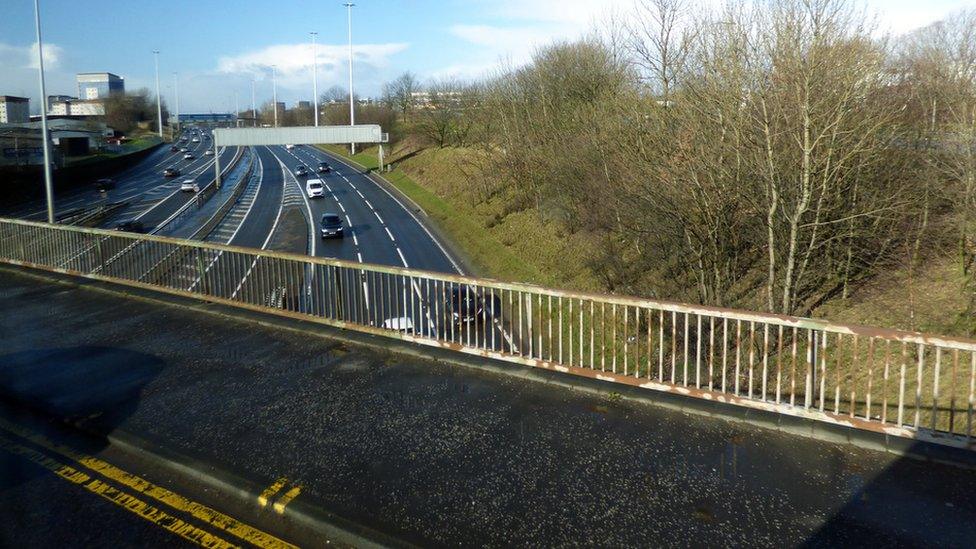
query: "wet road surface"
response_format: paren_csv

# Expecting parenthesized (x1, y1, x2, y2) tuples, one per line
(0, 265, 974, 547)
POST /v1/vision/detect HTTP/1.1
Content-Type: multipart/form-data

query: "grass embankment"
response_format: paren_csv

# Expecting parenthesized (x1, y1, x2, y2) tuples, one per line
(319, 143, 601, 290)
(64, 135, 162, 167)
(320, 143, 974, 338)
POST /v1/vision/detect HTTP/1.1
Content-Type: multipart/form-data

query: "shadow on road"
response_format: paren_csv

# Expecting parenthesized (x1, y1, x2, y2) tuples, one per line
(803, 441, 976, 546)
(0, 346, 165, 490)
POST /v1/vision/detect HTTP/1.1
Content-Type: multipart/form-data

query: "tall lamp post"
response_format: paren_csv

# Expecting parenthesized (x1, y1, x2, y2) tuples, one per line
(271, 65, 278, 128)
(251, 79, 257, 127)
(344, 2, 355, 153)
(311, 31, 319, 127)
(173, 72, 180, 134)
(153, 50, 163, 138)
(33, 0, 54, 223)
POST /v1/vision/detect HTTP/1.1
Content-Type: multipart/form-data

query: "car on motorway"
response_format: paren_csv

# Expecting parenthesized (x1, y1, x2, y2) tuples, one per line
(204, 149, 214, 156)
(94, 178, 116, 191)
(163, 167, 181, 177)
(285, 144, 295, 150)
(170, 145, 180, 152)
(180, 147, 189, 152)
(317, 161, 331, 173)
(184, 152, 195, 160)
(180, 179, 200, 193)
(449, 286, 484, 324)
(306, 179, 324, 198)
(294, 165, 309, 177)
(192, 137, 200, 143)
(382, 317, 416, 335)
(320, 213, 344, 238)
(114, 219, 146, 233)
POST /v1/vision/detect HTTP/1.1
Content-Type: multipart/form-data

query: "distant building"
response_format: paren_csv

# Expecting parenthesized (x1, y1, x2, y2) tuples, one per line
(0, 96, 30, 124)
(48, 99, 105, 116)
(297, 100, 311, 109)
(76, 72, 124, 100)
(47, 95, 76, 111)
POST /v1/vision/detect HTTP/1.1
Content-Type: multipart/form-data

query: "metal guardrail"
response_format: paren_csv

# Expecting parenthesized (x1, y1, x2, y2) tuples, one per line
(153, 146, 247, 236)
(0, 217, 973, 451)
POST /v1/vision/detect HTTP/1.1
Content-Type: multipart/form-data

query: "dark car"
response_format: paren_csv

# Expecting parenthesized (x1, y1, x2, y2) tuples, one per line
(317, 161, 331, 173)
(320, 213, 344, 238)
(170, 145, 180, 152)
(163, 167, 180, 177)
(295, 165, 309, 177)
(449, 286, 484, 324)
(94, 178, 116, 191)
(114, 219, 146, 233)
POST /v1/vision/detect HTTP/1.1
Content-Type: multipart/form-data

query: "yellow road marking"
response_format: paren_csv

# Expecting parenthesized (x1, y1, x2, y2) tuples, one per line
(258, 478, 288, 508)
(0, 419, 297, 549)
(0, 435, 237, 549)
(272, 486, 302, 515)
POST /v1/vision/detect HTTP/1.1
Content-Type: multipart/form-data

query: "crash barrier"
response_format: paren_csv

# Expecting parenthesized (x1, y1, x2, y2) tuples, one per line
(0, 217, 973, 451)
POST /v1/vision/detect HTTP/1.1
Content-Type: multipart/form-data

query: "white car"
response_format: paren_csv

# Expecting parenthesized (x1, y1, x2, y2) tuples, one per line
(306, 179, 324, 198)
(192, 137, 200, 143)
(285, 144, 295, 150)
(382, 317, 415, 334)
(204, 149, 214, 156)
(180, 179, 199, 193)
(184, 153, 195, 160)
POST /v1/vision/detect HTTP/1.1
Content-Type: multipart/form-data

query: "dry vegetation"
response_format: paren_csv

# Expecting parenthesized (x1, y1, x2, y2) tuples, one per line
(361, 0, 976, 337)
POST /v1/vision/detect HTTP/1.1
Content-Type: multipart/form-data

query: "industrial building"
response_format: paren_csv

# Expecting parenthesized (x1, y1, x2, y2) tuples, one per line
(48, 99, 106, 117)
(76, 72, 124, 100)
(0, 96, 30, 124)
(0, 119, 114, 167)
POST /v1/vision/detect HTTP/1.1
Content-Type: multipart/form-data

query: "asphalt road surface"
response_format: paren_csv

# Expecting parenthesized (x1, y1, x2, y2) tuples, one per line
(1, 266, 974, 547)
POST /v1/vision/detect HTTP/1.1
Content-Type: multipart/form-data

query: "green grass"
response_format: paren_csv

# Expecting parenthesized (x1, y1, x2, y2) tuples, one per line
(317, 144, 554, 283)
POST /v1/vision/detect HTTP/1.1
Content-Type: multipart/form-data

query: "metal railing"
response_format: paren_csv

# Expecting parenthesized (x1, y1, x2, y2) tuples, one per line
(0, 217, 973, 450)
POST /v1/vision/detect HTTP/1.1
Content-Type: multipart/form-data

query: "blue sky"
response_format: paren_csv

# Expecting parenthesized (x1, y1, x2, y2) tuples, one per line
(1, 0, 973, 113)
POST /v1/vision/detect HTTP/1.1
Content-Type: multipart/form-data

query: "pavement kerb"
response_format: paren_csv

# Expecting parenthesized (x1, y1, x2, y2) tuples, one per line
(5, 264, 976, 474)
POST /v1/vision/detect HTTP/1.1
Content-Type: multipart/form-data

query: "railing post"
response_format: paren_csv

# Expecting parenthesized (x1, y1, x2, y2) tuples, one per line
(195, 249, 207, 294)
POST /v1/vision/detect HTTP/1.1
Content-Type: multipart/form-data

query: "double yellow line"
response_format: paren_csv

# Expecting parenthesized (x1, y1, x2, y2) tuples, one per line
(0, 418, 297, 549)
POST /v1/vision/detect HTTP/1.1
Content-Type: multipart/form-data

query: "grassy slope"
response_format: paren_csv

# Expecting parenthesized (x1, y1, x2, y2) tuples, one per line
(321, 144, 974, 338)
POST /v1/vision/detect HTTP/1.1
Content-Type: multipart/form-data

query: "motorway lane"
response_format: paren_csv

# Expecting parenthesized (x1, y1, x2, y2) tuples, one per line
(2, 131, 208, 221)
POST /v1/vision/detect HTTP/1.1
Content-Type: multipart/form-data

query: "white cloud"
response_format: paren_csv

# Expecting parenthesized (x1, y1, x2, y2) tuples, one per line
(216, 42, 408, 87)
(0, 41, 72, 113)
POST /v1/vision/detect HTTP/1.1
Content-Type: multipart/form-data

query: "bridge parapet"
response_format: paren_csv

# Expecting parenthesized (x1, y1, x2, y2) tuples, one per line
(0, 216, 973, 451)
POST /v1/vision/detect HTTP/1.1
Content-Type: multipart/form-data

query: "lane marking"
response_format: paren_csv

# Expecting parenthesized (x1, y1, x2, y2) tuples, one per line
(0, 434, 233, 548)
(272, 486, 301, 515)
(385, 227, 396, 242)
(374, 212, 384, 224)
(0, 418, 295, 549)
(257, 478, 287, 508)
(357, 251, 363, 263)
(396, 247, 409, 268)
(363, 199, 373, 209)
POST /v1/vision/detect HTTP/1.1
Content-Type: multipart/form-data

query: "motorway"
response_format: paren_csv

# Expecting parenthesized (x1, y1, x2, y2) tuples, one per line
(4, 128, 509, 361)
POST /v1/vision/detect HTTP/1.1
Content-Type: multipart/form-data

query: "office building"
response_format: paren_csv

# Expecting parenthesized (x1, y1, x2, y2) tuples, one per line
(76, 72, 124, 100)
(0, 96, 30, 124)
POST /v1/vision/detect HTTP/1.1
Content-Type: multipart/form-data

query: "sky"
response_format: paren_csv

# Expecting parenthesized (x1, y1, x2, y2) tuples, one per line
(0, 0, 973, 114)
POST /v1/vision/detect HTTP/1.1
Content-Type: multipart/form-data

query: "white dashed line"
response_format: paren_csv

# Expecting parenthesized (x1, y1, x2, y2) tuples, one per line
(357, 251, 363, 263)
(374, 212, 384, 224)
(337, 201, 346, 213)
(352, 234, 359, 246)
(385, 227, 396, 241)
(396, 247, 409, 268)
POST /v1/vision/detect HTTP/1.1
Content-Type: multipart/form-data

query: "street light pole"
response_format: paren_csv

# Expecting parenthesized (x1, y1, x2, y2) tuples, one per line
(251, 79, 256, 127)
(311, 31, 319, 127)
(344, 2, 356, 153)
(33, 0, 54, 224)
(271, 64, 278, 128)
(173, 72, 180, 134)
(153, 50, 163, 139)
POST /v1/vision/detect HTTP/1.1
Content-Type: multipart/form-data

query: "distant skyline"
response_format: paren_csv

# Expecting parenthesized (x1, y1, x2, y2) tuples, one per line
(0, 0, 973, 114)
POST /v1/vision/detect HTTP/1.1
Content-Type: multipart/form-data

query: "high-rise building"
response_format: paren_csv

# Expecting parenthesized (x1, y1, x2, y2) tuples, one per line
(76, 72, 124, 100)
(47, 95, 76, 111)
(0, 96, 30, 124)
(297, 100, 311, 109)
